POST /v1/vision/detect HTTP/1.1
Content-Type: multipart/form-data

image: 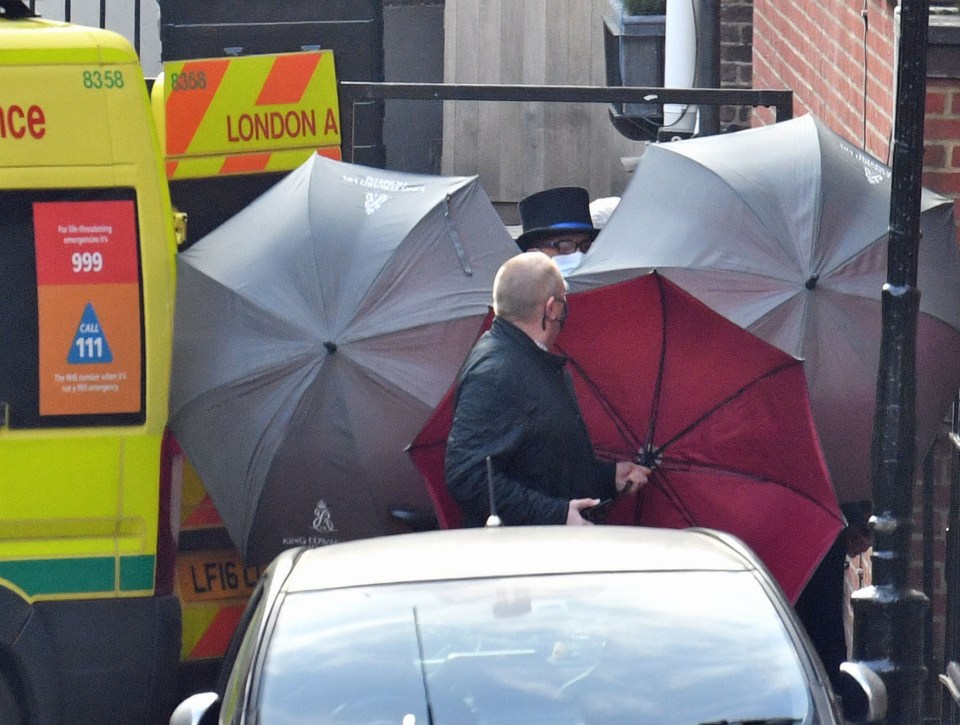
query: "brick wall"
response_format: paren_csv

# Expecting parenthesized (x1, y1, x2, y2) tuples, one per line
(752, 0, 896, 160)
(720, 0, 754, 129)
(925, 74, 960, 205)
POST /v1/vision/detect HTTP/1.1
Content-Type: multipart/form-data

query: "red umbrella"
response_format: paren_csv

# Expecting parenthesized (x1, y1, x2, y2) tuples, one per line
(408, 272, 844, 602)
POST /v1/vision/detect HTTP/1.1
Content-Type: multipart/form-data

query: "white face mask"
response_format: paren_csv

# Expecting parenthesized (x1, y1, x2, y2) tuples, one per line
(554, 251, 585, 277)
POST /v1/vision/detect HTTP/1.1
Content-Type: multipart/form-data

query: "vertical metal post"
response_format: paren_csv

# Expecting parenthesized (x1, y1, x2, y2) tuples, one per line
(133, 0, 140, 58)
(850, 0, 930, 723)
(695, 0, 720, 135)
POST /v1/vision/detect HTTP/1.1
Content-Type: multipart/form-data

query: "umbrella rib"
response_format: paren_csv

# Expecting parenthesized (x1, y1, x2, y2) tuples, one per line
(646, 471, 699, 526)
(558, 273, 683, 466)
(644, 273, 669, 464)
(442, 195, 474, 275)
(563, 355, 641, 454)
(653, 458, 846, 523)
(658, 359, 800, 454)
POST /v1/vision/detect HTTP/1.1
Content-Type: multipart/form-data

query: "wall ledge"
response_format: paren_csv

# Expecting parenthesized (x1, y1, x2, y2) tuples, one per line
(929, 11, 960, 78)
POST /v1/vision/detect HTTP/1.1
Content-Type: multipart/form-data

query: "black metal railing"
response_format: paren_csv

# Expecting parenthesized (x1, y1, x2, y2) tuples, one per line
(337, 81, 794, 164)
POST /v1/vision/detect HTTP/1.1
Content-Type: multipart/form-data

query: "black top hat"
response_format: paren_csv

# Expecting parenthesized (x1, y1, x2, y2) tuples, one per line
(515, 186, 600, 252)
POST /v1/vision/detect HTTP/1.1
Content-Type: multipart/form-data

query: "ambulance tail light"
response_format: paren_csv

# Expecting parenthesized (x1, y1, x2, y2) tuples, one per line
(156, 428, 183, 596)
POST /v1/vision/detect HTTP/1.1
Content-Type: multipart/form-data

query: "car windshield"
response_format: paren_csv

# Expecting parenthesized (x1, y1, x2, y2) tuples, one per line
(256, 570, 812, 725)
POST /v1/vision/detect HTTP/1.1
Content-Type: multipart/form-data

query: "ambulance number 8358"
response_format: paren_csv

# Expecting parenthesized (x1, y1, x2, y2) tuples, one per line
(82, 69, 124, 89)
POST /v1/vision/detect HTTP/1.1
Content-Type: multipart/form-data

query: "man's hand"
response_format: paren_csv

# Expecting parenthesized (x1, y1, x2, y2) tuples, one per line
(567, 498, 600, 525)
(615, 461, 651, 495)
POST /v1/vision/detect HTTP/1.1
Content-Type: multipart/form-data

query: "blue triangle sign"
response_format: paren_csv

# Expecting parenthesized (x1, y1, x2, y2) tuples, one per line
(67, 302, 114, 364)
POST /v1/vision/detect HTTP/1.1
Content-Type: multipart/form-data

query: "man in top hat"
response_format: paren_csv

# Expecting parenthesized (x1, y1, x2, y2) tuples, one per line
(516, 187, 600, 277)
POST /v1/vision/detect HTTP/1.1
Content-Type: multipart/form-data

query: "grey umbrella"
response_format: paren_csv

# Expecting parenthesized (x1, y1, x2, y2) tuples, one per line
(169, 154, 518, 564)
(569, 114, 960, 504)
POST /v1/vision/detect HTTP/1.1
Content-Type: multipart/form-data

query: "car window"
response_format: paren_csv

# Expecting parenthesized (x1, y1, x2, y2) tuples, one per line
(254, 570, 812, 725)
(220, 579, 269, 725)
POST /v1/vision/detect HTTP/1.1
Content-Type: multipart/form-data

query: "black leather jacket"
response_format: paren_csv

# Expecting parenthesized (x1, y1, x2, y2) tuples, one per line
(445, 316, 617, 526)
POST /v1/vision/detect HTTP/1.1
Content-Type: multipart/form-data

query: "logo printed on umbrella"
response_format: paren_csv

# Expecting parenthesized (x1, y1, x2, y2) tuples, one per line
(364, 192, 389, 215)
(340, 173, 426, 193)
(863, 166, 885, 185)
(312, 499, 336, 534)
(840, 143, 889, 185)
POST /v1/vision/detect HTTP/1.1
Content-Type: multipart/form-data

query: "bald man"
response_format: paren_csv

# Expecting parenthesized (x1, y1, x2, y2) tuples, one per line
(445, 252, 649, 526)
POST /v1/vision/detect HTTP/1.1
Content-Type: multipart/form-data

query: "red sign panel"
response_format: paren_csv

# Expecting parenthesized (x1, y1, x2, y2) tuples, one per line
(33, 200, 139, 285)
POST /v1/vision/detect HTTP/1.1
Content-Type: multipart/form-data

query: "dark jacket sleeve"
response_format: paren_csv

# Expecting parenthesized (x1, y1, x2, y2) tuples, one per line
(593, 459, 618, 501)
(445, 364, 568, 526)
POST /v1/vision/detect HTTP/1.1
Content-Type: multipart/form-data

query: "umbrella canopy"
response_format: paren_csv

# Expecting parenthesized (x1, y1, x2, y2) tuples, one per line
(169, 154, 519, 565)
(409, 273, 844, 602)
(570, 114, 960, 503)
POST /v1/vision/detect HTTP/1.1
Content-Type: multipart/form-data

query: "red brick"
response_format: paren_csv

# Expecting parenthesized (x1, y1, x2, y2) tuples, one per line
(925, 117, 960, 140)
(922, 169, 960, 195)
(927, 89, 948, 116)
(925, 143, 947, 169)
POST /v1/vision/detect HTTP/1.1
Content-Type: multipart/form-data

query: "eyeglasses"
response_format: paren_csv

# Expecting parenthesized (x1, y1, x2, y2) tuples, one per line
(539, 235, 593, 255)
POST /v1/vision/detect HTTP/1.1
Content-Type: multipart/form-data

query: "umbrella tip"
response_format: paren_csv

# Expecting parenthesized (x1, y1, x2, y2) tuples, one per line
(323, 340, 338, 353)
(805, 275, 819, 290)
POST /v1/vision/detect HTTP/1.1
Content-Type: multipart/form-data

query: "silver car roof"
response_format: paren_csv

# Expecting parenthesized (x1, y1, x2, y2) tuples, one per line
(282, 525, 757, 593)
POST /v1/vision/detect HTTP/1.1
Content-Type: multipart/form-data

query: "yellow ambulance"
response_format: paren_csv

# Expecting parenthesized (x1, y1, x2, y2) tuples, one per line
(0, 1, 345, 720)
(0, 5, 179, 723)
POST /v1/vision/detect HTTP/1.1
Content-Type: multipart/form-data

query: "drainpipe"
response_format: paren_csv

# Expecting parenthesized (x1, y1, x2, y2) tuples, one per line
(662, 0, 698, 137)
(850, 0, 930, 722)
